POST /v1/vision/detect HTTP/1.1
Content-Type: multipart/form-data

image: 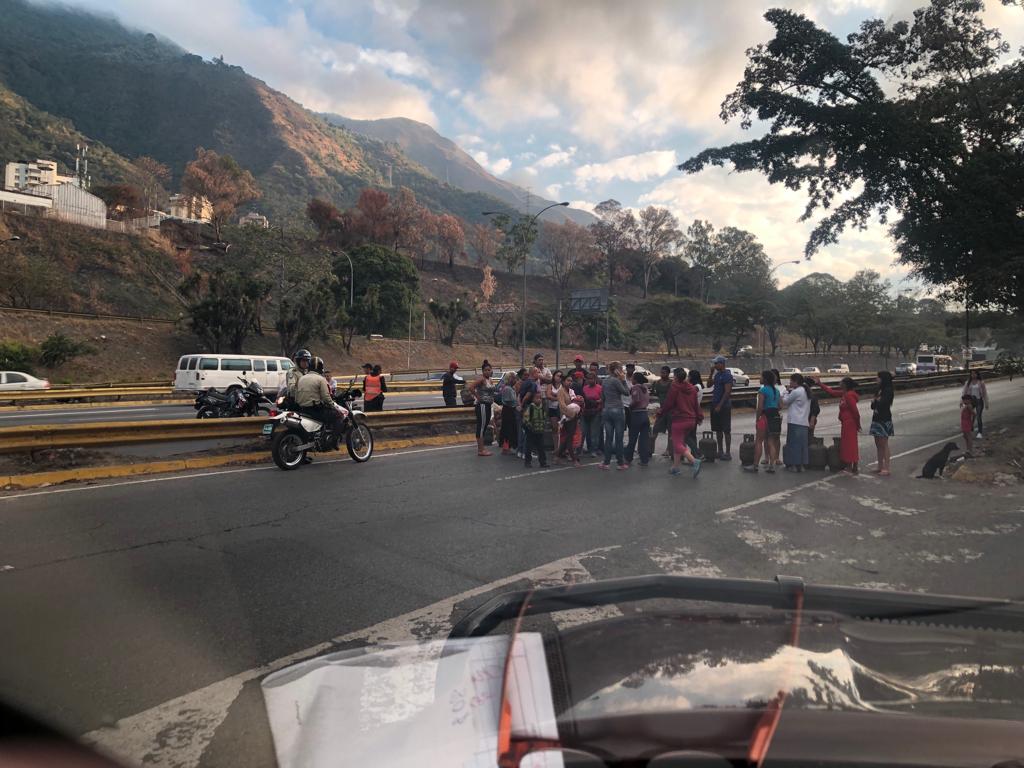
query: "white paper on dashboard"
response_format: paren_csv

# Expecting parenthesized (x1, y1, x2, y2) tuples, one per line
(260, 632, 559, 768)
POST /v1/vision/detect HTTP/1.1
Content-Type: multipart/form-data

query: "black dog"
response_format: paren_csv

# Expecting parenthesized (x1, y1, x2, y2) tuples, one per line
(917, 442, 959, 479)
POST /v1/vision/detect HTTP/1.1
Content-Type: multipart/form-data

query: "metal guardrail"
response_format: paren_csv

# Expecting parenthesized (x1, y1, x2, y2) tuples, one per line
(0, 306, 177, 324)
(0, 407, 477, 453)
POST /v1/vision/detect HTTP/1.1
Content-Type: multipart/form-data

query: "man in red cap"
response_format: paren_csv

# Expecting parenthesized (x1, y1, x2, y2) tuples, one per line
(569, 354, 587, 396)
(441, 360, 461, 407)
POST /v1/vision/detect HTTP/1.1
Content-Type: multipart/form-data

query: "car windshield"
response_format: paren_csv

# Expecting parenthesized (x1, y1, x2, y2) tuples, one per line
(1, 1, 1023, 768)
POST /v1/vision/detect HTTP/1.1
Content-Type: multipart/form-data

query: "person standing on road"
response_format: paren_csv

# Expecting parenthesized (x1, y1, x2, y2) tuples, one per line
(962, 370, 989, 438)
(961, 394, 976, 457)
(569, 355, 587, 395)
(747, 370, 781, 474)
(518, 367, 542, 458)
(650, 366, 673, 458)
(545, 370, 564, 436)
(533, 353, 553, 384)
(466, 360, 496, 457)
(870, 371, 895, 476)
(581, 370, 604, 457)
(782, 373, 811, 472)
(522, 389, 548, 468)
(686, 368, 705, 458)
(600, 361, 630, 470)
(556, 373, 582, 466)
(363, 364, 386, 412)
(816, 375, 861, 474)
(624, 371, 652, 466)
(710, 356, 734, 460)
(657, 367, 702, 478)
(441, 361, 461, 407)
(498, 371, 520, 455)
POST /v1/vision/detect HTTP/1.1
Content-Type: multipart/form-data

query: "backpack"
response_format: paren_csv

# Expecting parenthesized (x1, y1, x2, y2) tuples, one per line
(809, 394, 821, 418)
(460, 387, 475, 406)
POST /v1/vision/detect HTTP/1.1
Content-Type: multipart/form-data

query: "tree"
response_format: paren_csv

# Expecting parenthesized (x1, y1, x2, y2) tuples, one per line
(491, 213, 539, 274)
(275, 280, 336, 356)
(388, 187, 431, 258)
(839, 270, 891, 352)
(632, 297, 707, 355)
(631, 206, 682, 298)
(434, 214, 465, 269)
(307, 198, 343, 239)
(93, 184, 146, 221)
(428, 297, 472, 346)
(708, 227, 773, 304)
(467, 223, 503, 267)
(354, 188, 393, 245)
(180, 266, 270, 353)
(780, 273, 844, 353)
(131, 156, 170, 212)
(683, 220, 719, 303)
(181, 148, 260, 241)
(708, 302, 757, 357)
(680, 0, 1024, 313)
(537, 220, 598, 297)
(590, 199, 635, 296)
(332, 244, 418, 338)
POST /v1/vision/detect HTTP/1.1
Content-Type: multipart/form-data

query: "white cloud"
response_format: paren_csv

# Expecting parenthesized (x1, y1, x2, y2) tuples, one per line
(470, 150, 511, 175)
(567, 200, 598, 215)
(533, 146, 576, 170)
(638, 166, 908, 286)
(66, 0, 437, 124)
(545, 183, 563, 198)
(456, 133, 485, 147)
(574, 150, 678, 187)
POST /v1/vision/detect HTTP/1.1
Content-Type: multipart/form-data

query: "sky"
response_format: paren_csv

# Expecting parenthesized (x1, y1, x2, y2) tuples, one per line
(58, 0, 1024, 289)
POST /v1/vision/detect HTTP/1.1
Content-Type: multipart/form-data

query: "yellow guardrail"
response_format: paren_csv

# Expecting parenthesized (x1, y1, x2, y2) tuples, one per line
(0, 407, 477, 453)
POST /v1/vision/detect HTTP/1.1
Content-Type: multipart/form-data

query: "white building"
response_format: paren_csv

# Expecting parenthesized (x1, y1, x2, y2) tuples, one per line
(26, 184, 107, 229)
(4, 159, 77, 191)
(0, 188, 53, 215)
(168, 194, 213, 223)
(238, 211, 269, 228)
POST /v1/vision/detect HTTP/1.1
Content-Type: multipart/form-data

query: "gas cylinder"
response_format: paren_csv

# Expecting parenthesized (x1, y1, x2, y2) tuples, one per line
(739, 433, 756, 467)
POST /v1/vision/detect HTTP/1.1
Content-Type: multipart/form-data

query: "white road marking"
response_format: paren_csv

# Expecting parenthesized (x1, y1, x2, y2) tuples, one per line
(0, 444, 475, 502)
(83, 546, 616, 768)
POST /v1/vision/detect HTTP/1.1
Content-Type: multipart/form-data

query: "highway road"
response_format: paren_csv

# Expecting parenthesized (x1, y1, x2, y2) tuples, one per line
(0, 380, 1021, 768)
(0, 390, 448, 426)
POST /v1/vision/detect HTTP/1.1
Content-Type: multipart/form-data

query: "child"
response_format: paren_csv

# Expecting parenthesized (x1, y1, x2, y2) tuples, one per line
(522, 390, 548, 468)
(960, 394, 975, 457)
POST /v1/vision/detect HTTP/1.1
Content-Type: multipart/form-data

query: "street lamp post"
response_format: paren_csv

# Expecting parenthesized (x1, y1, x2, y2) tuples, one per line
(762, 260, 801, 368)
(483, 201, 569, 368)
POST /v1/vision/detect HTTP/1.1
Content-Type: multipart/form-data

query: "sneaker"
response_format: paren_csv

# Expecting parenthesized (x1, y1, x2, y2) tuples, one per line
(599, 463, 610, 470)
(719, 452, 732, 461)
(785, 466, 799, 473)
(539, 463, 549, 468)
(976, 432, 983, 439)
(640, 461, 649, 467)
(573, 460, 582, 468)
(669, 467, 681, 476)
(766, 465, 775, 474)
(692, 459, 703, 478)
(742, 465, 758, 473)
(617, 463, 630, 470)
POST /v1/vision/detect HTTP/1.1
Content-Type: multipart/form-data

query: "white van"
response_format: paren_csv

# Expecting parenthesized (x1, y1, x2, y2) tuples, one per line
(174, 354, 294, 393)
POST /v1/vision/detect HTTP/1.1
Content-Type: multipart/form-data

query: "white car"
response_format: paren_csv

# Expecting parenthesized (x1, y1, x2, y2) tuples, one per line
(827, 363, 850, 374)
(780, 367, 801, 376)
(0, 371, 51, 391)
(726, 368, 750, 387)
(802, 367, 821, 375)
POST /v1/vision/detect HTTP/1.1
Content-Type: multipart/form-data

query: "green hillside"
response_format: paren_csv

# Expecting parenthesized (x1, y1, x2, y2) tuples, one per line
(0, 0, 514, 225)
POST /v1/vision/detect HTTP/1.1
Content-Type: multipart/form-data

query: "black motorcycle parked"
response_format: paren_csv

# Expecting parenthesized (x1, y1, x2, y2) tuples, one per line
(194, 376, 272, 419)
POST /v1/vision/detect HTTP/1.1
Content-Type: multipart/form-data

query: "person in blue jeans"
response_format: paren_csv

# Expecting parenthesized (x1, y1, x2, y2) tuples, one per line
(624, 371, 652, 466)
(600, 361, 630, 470)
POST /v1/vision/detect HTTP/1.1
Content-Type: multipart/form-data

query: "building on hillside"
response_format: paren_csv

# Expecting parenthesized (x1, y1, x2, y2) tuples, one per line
(168, 194, 213, 223)
(0, 188, 53, 216)
(25, 184, 107, 229)
(4, 159, 78, 191)
(238, 211, 269, 228)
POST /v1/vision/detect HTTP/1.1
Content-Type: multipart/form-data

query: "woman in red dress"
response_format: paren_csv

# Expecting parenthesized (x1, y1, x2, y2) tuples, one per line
(815, 376, 861, 474)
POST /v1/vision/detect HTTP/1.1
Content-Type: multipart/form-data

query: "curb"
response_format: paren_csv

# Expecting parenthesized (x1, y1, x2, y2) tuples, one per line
(0, 433, 475, 490)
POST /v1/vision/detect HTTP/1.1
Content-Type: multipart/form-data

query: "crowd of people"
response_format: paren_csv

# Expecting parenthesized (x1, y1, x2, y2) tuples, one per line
(458, 352, 995, 478)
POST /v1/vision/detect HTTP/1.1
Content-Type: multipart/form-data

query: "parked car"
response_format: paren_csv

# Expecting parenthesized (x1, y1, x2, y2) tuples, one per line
(726, 368, 750, 387)
(738, 345, 754, 358)
(895, 361, 918, 377)
(801, 367, 821, 375)
(0, 371, 51, 391)
(174, 354, 295, 394)
(780, 367, 801, 376)
(827, 363, 850, 374)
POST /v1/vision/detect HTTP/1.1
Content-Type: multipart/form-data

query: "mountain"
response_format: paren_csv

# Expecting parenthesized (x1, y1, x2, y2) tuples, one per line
(324, 115, 595, 226)
(0, 0, 517, 225)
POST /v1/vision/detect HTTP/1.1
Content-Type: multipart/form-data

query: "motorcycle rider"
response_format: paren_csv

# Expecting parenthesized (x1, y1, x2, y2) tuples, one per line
(287, 349, 312, 401)
(295, 356, 346, 439)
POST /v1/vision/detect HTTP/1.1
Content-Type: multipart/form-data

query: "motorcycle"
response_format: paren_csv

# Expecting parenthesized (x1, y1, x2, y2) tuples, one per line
(194, 376, 272, 419)
(263, 381, 374, 470)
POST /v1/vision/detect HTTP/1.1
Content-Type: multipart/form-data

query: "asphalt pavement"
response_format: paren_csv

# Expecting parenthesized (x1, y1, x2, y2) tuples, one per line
(0, 379, 1021, 768)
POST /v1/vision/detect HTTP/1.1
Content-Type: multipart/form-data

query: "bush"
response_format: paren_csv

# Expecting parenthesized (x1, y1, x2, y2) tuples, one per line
(0, 341, 39, 373)
(38, 333, 93, 368)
